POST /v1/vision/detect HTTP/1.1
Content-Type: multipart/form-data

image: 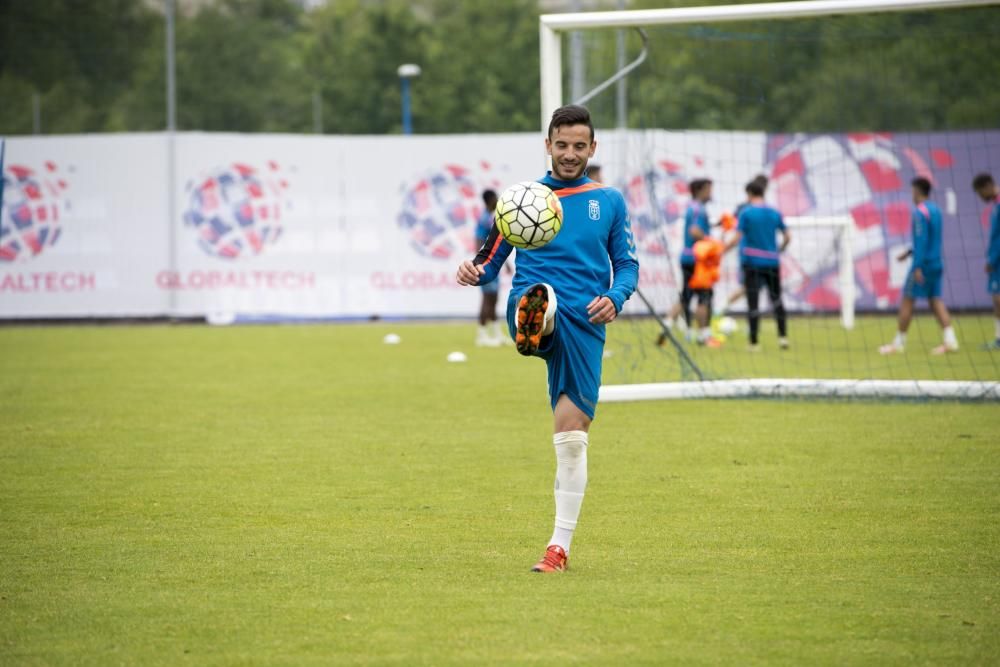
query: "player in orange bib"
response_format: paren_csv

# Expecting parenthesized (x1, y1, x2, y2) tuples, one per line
(689, 236, 725, 347)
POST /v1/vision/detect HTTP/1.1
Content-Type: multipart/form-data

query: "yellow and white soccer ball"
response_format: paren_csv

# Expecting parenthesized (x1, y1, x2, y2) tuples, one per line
(718, 316, 739, 336)
(494, 181, 563, 249)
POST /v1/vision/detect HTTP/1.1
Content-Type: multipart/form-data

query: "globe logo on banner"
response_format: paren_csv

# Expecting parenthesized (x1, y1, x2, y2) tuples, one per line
(623, 159, 692, 257)
(766, 133, 954, 308)
(397, 163, 503, 261)
(183, 162, 289, 260)
(0, 162, 70, 262)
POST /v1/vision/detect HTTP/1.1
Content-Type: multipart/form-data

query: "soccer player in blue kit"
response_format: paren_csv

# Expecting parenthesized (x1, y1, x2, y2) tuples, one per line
(455, 105, 639, 573)
(879, 177, 959, 355)
(973, 172, 1000, 350)
(725, 178, 791, 350)
(660, 179, 713, 341)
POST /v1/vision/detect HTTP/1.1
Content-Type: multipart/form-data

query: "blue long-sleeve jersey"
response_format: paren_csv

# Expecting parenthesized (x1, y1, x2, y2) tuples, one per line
(681, 200, 710, 267)
(987, 199, 1000, 270)
(911, 200, 943, 272)
(473, 172, 639, 317)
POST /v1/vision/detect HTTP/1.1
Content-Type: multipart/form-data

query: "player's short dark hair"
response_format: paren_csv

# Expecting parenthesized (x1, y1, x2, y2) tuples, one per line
(972, 172, 995, 190)
(911, 176, 932, 196)
(751, 174, 769, 190)
(746, 180, 766, 197)
(482, 189, 497, 205)
(548, 104, 594, 141)
(587, 163, 602, 175)
(689, 178, 712, 196)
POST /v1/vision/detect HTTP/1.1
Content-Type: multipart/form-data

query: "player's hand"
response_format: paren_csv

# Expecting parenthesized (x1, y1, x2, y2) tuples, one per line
(897, 250, 912, 262)
(456, 260, 484, 286)
(987, 263, 993, 274)
(913, 268, 924, 284)
(587, 296, 617, 324)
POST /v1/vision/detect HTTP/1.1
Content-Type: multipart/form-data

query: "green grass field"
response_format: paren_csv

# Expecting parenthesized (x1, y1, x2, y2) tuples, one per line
(2, 322, 998, 665)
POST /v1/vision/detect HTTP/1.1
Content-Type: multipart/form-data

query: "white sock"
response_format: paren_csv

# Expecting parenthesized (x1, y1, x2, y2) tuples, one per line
(700, 327, 712, 342)
(541, 284, 557, 336)
(549, 430, 588, 553)
(994, 318, 1000, 341)
(893, 331, 907, 348)
(476, 325, 488, 340)
(943, 325, 958, 348)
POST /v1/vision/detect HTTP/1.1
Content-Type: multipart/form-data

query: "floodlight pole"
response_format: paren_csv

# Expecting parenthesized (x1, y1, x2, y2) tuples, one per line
(615, 0, 627, 129)
(569, 0, 586, 102)
(166, 0, 176, 132)
(397, 64, 421, 135)
(166, 0, 178, 315)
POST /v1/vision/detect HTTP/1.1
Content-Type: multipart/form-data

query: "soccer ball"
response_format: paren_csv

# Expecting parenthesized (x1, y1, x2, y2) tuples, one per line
(494, 181, 563, 249)
(718, 316, 739, 336)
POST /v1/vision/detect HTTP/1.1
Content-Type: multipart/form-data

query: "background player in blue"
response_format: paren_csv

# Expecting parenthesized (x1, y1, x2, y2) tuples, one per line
(973, 172, 1000, 350)
(725, 179, 790, 350)
(473, 189, 503, 347)
(879, 177, 959, 355)
(722, 174, 769, 316)
(455, 105, 638, 573)
(661, 178, 712, 339)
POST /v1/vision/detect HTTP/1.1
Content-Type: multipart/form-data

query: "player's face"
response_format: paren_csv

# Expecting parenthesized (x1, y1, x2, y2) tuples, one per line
(701, 183, 713, 202)
(975, 184, 997, 202)
(546, 125, 596, 181)
(911, 185, 922, 204)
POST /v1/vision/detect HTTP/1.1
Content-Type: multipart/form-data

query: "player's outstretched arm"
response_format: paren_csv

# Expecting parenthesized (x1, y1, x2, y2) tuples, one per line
(458, 222, 514, 287)
(456, 260, 485, 286)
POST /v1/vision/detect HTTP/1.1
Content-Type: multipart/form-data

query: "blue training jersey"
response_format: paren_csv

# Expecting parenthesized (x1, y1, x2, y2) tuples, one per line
(681, 201, 710, 266)
(738, 203, 786, 268)
(911, 200, 943, 272)
(988, 199, 1000, 270)
(474, 172, 639, 321)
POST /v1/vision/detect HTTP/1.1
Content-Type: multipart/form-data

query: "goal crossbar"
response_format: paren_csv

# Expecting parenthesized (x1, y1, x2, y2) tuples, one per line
(600, 379, 1000, 402)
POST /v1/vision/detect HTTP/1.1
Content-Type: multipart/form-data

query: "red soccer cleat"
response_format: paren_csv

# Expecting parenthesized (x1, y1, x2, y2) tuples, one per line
(515, 284, 551, 356)
(531, 545, 568, 573)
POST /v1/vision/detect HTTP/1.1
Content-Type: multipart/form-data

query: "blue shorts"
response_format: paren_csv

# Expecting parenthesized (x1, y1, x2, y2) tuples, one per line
(480, 280, 499, 295)
(506, 287, 604, 420)
(903, 267, 942, 300)
(989, 269, 1000, 295)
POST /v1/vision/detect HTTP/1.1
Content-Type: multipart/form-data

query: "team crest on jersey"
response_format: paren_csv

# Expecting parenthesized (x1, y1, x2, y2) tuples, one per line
(588, 199, 600, 221)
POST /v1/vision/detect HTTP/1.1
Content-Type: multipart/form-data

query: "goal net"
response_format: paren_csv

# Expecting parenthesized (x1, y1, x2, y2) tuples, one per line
(539, 0, 1000, 401)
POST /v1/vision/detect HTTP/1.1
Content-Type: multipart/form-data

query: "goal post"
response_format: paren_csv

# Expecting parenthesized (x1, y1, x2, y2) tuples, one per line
(784, 216, 855, 330)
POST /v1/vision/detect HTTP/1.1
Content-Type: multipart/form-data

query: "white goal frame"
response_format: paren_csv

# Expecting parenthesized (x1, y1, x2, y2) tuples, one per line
(539, 0, 1000, 402)
(784, 216, 855, 329)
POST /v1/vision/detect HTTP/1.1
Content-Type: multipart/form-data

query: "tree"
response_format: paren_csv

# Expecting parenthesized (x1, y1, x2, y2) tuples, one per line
(417, 0, 541, 134)
(0, 0, 158, 134)
(303, 0, 426, 134)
